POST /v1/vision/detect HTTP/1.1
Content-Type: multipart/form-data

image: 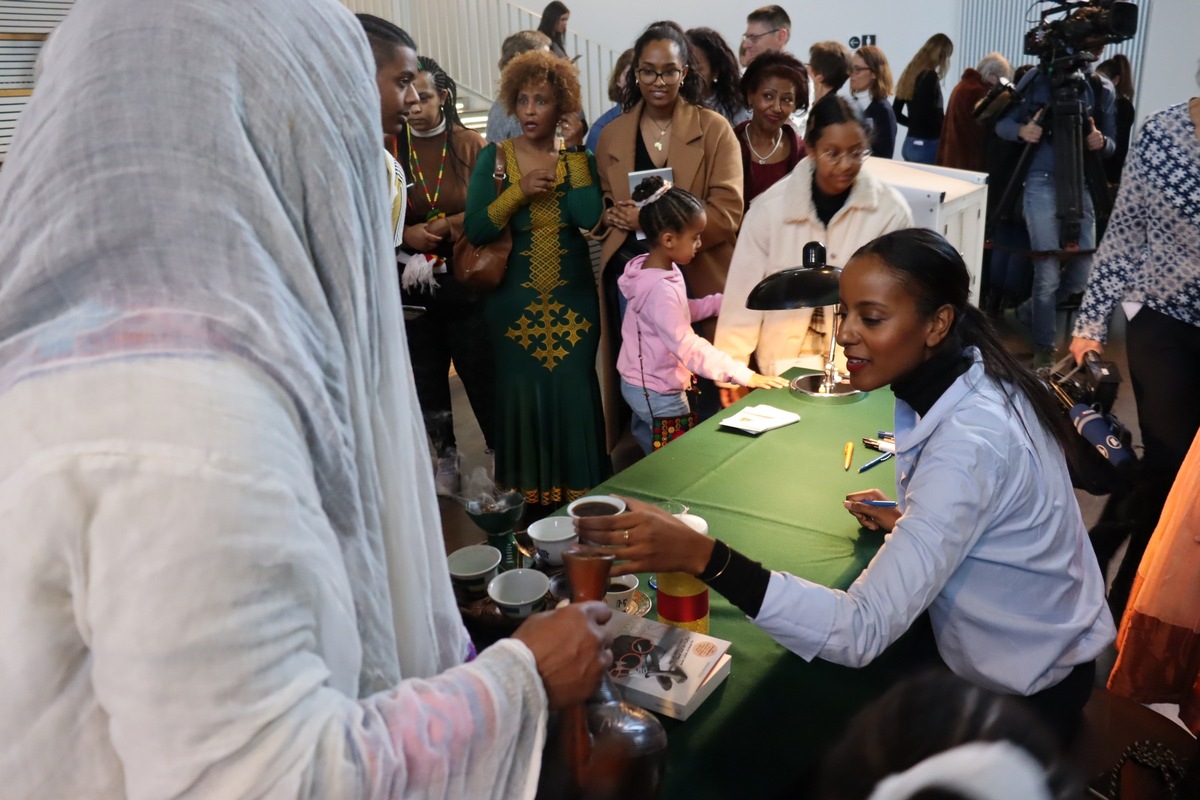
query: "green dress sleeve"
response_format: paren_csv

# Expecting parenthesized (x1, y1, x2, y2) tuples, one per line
(464, 141, 528, 245)
(560, 150, 603, 230)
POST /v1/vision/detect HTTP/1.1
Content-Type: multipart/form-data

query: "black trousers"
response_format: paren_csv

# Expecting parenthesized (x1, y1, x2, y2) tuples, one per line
(1094, 307, 1200, 619)
(402, 277, 495, 457)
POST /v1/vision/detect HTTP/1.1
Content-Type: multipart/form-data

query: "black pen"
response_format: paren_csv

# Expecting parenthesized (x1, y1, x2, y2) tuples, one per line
(857, 451, 894, 473)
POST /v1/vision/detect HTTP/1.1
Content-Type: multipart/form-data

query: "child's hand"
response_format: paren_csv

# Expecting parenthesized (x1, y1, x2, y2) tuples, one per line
(748, 373, 790, 390)
(720, 385, 751, 407)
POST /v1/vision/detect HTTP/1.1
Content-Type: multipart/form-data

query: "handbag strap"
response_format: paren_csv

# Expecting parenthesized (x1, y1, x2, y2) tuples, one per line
(635, 316, 696, 421)
(493, 143, 507, 199)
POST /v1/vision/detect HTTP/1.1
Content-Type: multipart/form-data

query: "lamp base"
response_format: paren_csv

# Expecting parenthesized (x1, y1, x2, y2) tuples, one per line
(790, 373, 864, 403)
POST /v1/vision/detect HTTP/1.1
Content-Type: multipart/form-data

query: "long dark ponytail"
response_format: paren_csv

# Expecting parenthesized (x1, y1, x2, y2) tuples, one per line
(852, 228, 1082, 469)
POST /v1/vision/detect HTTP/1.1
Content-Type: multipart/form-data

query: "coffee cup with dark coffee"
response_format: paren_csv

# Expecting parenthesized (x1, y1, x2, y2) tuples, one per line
(566, 495, 627, 519)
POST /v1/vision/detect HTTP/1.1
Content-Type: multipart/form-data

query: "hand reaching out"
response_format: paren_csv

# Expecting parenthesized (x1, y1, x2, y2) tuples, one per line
(748, 373, 790, 390)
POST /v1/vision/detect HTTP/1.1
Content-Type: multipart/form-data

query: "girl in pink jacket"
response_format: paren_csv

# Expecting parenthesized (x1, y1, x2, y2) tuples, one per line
(618, 176, 788, 453)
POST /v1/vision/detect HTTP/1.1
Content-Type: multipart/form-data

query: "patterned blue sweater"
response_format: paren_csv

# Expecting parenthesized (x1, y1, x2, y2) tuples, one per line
(1073, 102, 1200, 342)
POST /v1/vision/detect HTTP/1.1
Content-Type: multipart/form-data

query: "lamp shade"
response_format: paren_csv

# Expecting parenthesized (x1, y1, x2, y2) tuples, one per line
(745, 266, 841, 310)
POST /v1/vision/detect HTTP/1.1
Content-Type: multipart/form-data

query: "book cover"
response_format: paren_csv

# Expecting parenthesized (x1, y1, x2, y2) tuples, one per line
(718, 404, 801, 435)
(607, 610, 732, 721)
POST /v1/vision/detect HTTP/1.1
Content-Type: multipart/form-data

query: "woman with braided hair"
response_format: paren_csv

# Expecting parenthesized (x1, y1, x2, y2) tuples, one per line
(395, 56, 495, 494)
(617, 175, 787, 454)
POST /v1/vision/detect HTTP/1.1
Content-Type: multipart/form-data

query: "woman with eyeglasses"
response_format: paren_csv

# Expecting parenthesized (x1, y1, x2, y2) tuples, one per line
(715, 95, 912, 406)
(594, 20, 743, 436)
(850, 45, 897, 159)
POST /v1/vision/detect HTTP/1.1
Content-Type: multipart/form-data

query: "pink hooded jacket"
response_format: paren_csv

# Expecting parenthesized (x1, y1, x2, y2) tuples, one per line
(617, 254, 755, 394)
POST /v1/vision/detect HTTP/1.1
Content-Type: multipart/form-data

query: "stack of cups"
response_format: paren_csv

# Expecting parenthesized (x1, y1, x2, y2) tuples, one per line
(656, 512, 710, 634)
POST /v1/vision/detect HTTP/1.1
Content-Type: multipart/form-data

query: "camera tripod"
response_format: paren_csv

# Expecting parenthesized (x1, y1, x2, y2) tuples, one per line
(990, 56, 1114, 254)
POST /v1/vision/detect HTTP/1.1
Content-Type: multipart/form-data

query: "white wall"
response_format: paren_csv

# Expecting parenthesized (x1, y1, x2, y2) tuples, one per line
(1136, 0, 1199, 128)
(570, 0, 962, 89)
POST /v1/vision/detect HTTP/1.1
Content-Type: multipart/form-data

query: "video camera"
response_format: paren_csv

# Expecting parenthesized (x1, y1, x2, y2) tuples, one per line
(1023, 0, 1138, 65)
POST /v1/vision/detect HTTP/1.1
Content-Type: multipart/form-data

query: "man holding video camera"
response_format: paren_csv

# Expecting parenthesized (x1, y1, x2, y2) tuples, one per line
(996, 61, 1116, 368)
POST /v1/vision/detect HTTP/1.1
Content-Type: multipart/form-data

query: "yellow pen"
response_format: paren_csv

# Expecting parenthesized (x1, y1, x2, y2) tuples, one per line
(843, 441, 854, 471)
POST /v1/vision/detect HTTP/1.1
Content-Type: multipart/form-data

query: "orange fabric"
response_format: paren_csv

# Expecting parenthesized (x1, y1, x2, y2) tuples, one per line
(1108, 428, 1200, 734)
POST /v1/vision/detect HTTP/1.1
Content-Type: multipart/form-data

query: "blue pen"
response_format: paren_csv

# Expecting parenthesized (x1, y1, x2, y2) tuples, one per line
(877, 430, 894, 440)
(857, 451, 894, 473)
(858, 499, 898, 508)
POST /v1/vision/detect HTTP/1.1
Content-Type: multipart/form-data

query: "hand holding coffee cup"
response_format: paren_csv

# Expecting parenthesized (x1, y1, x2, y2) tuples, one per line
(573, 495, 716, 578)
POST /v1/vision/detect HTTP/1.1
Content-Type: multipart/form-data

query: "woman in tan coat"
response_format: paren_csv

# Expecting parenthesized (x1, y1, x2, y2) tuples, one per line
(594, 20, 743, 446)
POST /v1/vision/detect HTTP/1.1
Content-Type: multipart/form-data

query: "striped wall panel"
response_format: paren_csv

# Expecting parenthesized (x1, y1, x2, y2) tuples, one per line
(1, 39, 39, 91)
(0, 0, 72, 34)
(959, 0, 1149, 99)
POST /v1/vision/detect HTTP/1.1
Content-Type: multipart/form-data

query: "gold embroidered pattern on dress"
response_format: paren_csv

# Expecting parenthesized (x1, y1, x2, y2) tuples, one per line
(564, 151, 593, 189)
(502, 141, 591, 372)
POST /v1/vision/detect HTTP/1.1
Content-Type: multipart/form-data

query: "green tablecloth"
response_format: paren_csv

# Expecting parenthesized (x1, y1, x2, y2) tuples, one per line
(595, 379, 921, 799)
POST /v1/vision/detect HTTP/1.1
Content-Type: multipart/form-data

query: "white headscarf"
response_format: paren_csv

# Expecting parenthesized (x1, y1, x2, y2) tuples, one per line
(867, 742, 1054, 800)
(0, 0, 467, 693)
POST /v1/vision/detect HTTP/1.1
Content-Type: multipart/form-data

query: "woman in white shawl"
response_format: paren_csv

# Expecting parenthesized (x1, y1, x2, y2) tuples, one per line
(0, 1, 609, 797)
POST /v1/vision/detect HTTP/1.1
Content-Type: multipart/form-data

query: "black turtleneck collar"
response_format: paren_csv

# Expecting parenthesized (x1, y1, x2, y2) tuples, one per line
(811, 181, 851, 227)
(891, 348, 973, 417)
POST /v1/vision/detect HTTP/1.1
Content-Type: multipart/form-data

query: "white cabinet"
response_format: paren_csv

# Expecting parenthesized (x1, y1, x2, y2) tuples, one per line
(862, 159, 990, 306)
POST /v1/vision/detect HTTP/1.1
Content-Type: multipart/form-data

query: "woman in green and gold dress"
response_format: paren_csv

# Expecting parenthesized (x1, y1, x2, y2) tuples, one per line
(464, 50, 607, 512)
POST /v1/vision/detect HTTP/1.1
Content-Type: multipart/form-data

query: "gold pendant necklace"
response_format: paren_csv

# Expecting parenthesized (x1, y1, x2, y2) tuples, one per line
(646, 116, 672, 151)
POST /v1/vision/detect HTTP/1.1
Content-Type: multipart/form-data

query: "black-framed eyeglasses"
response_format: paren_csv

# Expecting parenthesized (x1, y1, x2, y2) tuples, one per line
(741, 28, 781, 44)
(851, 65, 873, 74)
(636, 67, 684, 85)
(816, 149, 873, 166)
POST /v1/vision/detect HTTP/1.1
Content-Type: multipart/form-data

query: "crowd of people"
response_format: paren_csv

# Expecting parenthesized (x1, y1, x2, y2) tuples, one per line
(2, 0, 1198, 798)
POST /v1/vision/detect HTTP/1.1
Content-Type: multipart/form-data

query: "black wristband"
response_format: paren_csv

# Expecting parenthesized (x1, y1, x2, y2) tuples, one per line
(701, 540, 772, 618)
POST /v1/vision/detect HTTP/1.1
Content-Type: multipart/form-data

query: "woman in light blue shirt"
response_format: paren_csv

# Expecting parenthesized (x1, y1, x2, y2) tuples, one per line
(577, 228, 1115, 744)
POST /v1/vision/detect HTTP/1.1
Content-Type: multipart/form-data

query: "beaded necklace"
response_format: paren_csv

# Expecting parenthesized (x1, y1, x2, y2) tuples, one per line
(405, 118, 448, 222)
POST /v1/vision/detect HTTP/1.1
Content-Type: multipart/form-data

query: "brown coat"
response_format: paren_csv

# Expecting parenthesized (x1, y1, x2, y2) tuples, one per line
(593, 100, 743, 450)
(594, 100, 744, 298)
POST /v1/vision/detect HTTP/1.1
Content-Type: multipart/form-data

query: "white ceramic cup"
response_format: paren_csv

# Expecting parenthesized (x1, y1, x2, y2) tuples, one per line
(447, 544, 502, 602)
(487, 568, 551, 619)
(527, 516, 579, 566)
(605, 574, 639, 611)
(566, 495, 627, 519)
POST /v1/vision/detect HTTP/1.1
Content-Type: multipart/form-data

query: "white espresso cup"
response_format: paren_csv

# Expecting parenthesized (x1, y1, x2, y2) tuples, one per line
(605, 574, 639, 611)
(487, 568, 551, 619)
(447, 544, 502, 602)
(527, 516, 579, 566)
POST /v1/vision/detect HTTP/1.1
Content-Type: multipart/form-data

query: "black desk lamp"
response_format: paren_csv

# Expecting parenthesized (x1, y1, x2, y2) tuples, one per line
(745, 242, 860, 400)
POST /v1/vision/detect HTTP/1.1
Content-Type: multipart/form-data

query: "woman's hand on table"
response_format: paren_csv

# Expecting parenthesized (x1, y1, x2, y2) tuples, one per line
(573, 496, 715, 577)
(720, 385, 752, 407)
(844, 489, 900, 533)
(513, 601, 612, 710)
